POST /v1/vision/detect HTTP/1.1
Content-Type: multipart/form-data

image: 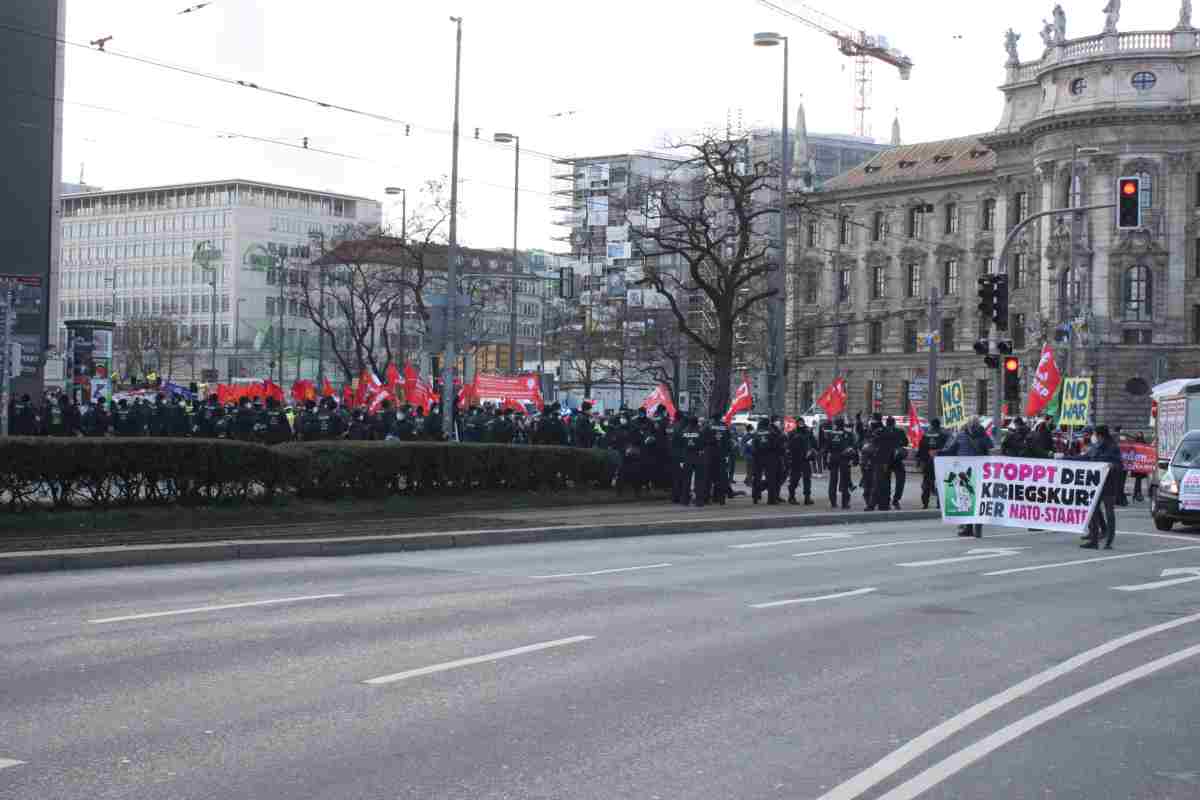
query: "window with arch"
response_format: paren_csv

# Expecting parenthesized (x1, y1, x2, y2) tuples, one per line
(1124, 264, 1152, 321)
(1137, 171, 1153, 208)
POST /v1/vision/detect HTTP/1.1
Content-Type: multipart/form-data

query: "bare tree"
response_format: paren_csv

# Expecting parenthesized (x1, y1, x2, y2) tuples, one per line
(629, 132, 787, 416)
(546, 302, 622, 400)
(114, 314, 194, 382)
(628, 309, 687, 402)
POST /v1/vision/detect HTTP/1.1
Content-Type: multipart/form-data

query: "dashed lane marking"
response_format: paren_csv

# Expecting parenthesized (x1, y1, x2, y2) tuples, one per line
(530, 563, 671, 579)
(983, 545, 1200, 576)
(88, 593, 346, 623)
(363, 635, 594, 685)
(0, 759, 24, 770)
(750, 587, 877, 609)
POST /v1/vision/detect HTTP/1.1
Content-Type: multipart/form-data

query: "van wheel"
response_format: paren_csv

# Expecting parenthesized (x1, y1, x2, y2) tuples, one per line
(1154, 515, 1174, 531)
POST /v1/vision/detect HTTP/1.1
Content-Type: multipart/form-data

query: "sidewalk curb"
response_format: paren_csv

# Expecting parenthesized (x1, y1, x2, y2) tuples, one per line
(0, 509, 941, 575)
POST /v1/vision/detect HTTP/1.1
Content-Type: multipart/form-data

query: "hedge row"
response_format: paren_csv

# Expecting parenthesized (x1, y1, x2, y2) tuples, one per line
(0, 437, 615, 512)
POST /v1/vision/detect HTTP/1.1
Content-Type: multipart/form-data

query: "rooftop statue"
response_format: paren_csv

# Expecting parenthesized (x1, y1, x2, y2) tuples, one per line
(1102, 0, 1120, 34)
(1005, 28, 1021, 65)
(1053, 4, 1067, 41)
(1040, 19, 1056, 48)
(1181, 0, 1193, 29)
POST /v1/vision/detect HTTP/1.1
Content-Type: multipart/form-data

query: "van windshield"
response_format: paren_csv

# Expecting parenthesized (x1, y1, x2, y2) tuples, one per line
(1171, 435, 1200, 468)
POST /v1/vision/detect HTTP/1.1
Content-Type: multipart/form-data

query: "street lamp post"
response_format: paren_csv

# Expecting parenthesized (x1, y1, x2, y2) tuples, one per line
(297, 329, 306, 383)
(494, 132, 521, 373)
(234, 297, 246, 379)
(754, 31, 790, 418)
(193, 241, 220, 378)
(277, 250, 287, 387)
(442, 15, 464, 439)
(385, 187, 409, 368)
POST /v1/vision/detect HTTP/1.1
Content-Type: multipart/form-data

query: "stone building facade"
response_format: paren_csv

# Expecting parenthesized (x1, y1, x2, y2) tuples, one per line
(789, 11, 1200, 431)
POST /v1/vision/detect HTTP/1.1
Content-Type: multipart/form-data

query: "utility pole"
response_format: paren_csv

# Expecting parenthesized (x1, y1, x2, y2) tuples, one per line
(277, 251, 286, 387)
(926, 286, 941, 421)
(442, 16, 464, 440)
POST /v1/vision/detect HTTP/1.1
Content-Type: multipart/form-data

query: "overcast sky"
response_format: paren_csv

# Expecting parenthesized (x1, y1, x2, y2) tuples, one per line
(58, 0, 1178, 250)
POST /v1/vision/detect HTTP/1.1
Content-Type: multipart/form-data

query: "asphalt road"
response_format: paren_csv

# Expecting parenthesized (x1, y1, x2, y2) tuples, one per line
(2, 505, 1199, 799)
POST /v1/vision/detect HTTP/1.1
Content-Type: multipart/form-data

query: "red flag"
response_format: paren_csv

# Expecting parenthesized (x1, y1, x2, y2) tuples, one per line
(907, 402, 923, 449)
(640, 384, 677, 419)
(341, 384, 354, 408)
(291, 380, 316, 403)
(403, 363, 434, 412)
(1025, 343, 1061, 417)
(321, 377, 335, 398)
(723, 375, 753, 425)
(816, 377, 847, 417)
(385, 362, 401, 390)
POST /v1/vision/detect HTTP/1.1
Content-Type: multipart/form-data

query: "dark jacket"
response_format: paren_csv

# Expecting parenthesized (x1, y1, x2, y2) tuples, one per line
(1086, 438, 1124, 498)
(941, 425, 994, 457)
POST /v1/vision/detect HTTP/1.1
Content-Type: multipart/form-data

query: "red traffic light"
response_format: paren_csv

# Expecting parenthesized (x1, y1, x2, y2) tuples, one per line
(1003, 356, 1019, 373)
(1120, 179, 1138, 197)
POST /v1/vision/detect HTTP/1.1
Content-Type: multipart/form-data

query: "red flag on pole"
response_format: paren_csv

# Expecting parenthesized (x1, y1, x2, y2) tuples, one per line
(1025, 343, 1062, 417)
(723, 375, 753, 425)
(907, 401, 923, 449)
(640, 384, 677, 419)
(385, 362, 401, 390)
(816, 377, 847, 417)
(321, 377, 335, 398)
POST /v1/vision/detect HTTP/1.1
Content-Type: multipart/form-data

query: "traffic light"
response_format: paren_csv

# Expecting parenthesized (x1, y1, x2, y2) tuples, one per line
(977, 275, 995, 319)
(992, 274, 1009, 330)
(1003, 356, 1020, 403)
(1117, 176, 1141, 229)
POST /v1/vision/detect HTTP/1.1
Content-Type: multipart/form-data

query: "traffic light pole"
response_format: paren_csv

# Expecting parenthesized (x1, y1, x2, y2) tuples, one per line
(995, 202, 1113, 428)
(926, 286, 940, 422)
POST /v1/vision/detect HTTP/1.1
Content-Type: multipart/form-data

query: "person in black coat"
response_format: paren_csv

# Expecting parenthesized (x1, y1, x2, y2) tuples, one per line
(786, 418, 817, 505)
(750, 418, 784, 504)
(1082, 424, 1122, 550)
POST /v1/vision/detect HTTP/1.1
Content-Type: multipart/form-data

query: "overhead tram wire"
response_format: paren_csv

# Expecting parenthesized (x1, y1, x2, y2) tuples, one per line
(0, 19, 569, 165)
(5, 84, 563, 202)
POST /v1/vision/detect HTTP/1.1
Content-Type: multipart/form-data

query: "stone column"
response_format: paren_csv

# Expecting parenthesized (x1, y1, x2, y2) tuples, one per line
(1089, 154, 1118, 320)
(1035, 162, 1057, 322)
(1165, 152, 1191, 344)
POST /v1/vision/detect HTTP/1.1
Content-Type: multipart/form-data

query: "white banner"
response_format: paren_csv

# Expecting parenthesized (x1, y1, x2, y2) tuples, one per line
(933, 456, 1109, 533)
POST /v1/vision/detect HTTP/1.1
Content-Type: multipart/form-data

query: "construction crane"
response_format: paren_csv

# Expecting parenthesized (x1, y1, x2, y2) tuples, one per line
(757, 0, 912, 139)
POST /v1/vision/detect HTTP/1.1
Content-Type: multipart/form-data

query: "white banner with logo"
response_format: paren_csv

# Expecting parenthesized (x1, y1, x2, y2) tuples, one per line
(933, 456, 1109, 533)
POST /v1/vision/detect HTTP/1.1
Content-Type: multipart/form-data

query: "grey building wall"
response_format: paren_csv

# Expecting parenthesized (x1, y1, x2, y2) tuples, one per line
(1, 0, 65, 397)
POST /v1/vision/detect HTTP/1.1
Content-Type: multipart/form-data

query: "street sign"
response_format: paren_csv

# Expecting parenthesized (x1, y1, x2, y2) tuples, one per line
(909, 376, 929, 402)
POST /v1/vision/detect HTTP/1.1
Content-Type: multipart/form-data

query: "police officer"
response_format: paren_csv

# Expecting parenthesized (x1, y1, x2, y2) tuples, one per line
(234, 398, 256, 441)
(888, 417, 908, 510)
(260, 397, 293, 444)
(822, 417, 856, 510)
(670, 413, 690, 503)
(80, 398, 110, 437)
(707, 414, 732, 505)
(113, 398, 139, 437)
(167, 395, 191, 438)
(536, 403, 568, 445)
(786, 418, 817, 505)
(750, 418, 784, 504)
(44, 395, 78, 437)
(572, 401, 595, 448)
(148, 394, 170, 437)
(488, 408, 516, 444)
(679, 416, 705, 505)
(316, 397, 346, 440)
(917, 418, 948, 509)
(390, 406, 418, 441)
(869, 415, 900, 512)
(11, 394, 37, 436)
(347, 409, 373, 440)
(424, 403, 444, 441)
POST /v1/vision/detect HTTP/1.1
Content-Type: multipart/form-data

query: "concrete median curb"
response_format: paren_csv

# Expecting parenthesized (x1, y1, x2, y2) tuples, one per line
(0, 509, 941, 575)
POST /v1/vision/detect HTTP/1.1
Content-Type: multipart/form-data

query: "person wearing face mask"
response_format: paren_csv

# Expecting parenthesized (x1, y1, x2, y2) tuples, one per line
(390, 406, 417, 441)
(1082, 424, 1122, 549)
(822, 417, 856, 510)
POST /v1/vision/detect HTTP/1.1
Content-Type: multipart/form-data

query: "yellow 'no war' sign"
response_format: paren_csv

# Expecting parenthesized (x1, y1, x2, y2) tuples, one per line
(1059, 377, 1091, 427)
(941, 380, 966, 429)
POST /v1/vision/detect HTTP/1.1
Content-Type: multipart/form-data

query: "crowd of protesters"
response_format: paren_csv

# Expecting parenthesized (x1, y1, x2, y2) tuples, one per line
(7, 390, 1148, 543)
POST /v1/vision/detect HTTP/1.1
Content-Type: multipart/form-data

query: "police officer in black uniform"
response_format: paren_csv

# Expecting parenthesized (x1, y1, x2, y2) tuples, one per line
(786, 418, 817, 505)
(707, 414, 732, 505)
(679, 416, 705, 505)
(113, 399, 139, 437)
(887, 416, 908, 510)
(870, 415, 900, 512)
(316, 397, 346, 440)
(572, 401, 595, 449)
(167, 395, 190, 437)
(917, 418, 948, 509)
(669, 413, 689, 503)
(259, 397, 292, 444)
(750, 418, 784, 504)
(822, 417, 856, 509)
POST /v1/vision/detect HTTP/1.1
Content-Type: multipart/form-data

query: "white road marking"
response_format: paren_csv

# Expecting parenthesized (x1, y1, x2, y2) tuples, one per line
(984, 545, 1200, 576)
(729, 532, 856, 549)
(0, 758, 24, 770)
(530, 563, 671, 579)
(897, 547, 1027, 568)
(1119, 530, 1200, 543)
(88, 593, 346, 624)
(750, 587, 877, 609)
(363, 635, 594, 685)
(815, 609, 1200, 800)
(1113, 567, 1200, 592)
(793, 531, 1032, 559)
(877, 642, 1200, 800)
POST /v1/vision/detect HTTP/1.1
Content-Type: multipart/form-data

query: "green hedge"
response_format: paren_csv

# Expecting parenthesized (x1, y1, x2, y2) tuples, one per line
(0, 438, 614, 512)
